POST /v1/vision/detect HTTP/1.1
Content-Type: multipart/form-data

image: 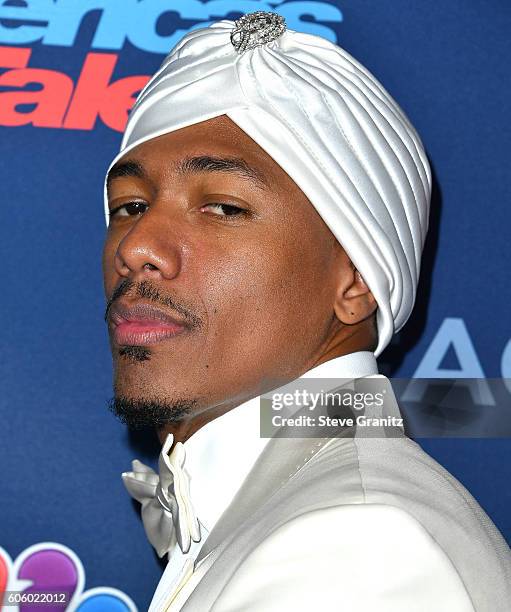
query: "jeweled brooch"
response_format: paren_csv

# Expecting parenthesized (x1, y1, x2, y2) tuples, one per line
(230, 11, 287, 54)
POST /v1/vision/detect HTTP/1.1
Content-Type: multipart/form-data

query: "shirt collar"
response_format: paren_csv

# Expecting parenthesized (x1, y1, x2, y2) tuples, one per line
(182, 351, 378, 532)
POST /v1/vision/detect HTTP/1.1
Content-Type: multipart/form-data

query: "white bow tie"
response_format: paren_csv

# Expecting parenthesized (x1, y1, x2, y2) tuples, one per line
(122, 433, 203, 557)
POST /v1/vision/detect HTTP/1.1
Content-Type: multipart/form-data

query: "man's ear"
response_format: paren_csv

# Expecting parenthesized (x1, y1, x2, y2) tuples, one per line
(333, 257, 377, 325)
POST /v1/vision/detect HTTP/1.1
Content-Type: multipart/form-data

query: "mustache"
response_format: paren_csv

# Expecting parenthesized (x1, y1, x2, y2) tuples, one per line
(104, 279, 203, 330)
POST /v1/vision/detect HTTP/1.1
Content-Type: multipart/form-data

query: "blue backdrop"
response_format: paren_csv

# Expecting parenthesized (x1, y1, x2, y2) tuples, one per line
(1, 1, 510, 610)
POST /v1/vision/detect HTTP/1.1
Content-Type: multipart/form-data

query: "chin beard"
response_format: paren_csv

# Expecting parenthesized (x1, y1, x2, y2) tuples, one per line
(108, 395, 197, 430)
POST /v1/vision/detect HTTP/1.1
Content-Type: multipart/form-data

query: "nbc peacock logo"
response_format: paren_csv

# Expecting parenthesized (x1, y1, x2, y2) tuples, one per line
(0, 543, 137, 611)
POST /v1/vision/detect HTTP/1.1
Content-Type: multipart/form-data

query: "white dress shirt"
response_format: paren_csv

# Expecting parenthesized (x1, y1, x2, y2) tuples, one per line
(148, 351, 379, 611)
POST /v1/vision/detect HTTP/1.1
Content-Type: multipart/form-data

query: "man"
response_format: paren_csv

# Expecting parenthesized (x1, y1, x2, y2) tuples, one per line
(102, 12, 511, 611)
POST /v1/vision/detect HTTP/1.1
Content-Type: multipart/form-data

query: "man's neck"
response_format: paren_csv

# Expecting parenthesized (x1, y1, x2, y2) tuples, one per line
(156, 349, 377, 447)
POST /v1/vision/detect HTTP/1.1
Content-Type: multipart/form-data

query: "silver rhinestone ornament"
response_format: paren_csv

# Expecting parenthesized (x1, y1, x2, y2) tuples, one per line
(230, 11, 286, 54)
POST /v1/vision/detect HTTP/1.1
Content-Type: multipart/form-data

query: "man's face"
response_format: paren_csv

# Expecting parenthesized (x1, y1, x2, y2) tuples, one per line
(103, 115, 345, 428)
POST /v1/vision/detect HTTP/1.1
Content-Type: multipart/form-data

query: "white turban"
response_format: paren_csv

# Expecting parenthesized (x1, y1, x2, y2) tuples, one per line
(103, 15, 431, 357)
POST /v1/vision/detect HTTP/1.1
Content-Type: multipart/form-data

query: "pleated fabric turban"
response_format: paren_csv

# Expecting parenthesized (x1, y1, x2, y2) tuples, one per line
(103, 13, 432, 357)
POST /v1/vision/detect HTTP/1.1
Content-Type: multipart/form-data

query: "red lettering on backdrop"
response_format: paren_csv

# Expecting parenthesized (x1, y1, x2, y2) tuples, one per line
(99, 73, 149, 132)
(64, 52, 149, 131)
(0, 67, 73, 127)
(0, 47, 149, 132)
(0, 45, 32, 68)
(0, 46, 73, 127)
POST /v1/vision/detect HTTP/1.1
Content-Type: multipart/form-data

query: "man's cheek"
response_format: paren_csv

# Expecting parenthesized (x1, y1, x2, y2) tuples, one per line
(102, 242, 118, 291)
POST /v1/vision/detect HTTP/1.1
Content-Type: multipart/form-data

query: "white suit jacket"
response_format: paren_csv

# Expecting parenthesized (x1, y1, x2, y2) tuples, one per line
(145, 355, 511, 611)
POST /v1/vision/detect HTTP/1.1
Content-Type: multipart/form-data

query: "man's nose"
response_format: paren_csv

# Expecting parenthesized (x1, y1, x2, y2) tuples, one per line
(113, 212, 182, 282)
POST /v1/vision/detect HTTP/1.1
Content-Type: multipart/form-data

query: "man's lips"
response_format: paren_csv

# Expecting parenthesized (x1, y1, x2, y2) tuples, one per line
(108, 301, 188, 346)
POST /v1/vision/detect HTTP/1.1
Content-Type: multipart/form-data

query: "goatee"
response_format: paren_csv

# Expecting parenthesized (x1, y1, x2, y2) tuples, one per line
(108, 395, 196, 430)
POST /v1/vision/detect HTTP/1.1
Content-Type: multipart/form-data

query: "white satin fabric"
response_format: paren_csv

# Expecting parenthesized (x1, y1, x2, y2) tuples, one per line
(146, 351, 380, 611)
(122, 433, 202, 557)
(102, 18, 432, 356)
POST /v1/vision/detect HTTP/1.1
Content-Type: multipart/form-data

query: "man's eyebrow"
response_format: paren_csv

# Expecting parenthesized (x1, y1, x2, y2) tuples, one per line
(175, 155, 268, 190)
(106, 159, 147, 197)
(106, 154, 269, 196)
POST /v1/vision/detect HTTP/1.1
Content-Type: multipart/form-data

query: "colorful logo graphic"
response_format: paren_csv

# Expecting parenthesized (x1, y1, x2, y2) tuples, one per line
(0, 543, 137, 611)
(0, 0, 343, 132)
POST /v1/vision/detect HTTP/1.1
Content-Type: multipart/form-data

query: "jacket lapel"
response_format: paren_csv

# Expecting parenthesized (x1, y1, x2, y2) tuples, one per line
(195, 373, 402, 564)
(195, 431, 330, 563)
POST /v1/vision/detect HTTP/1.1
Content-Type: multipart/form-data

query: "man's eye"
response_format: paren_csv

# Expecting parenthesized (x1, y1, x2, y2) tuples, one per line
(201, 203, 247, 217)
(109, 201, 148, 217)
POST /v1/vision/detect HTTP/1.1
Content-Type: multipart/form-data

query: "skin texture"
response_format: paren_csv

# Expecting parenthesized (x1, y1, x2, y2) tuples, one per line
(103, 115, 377, 445)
